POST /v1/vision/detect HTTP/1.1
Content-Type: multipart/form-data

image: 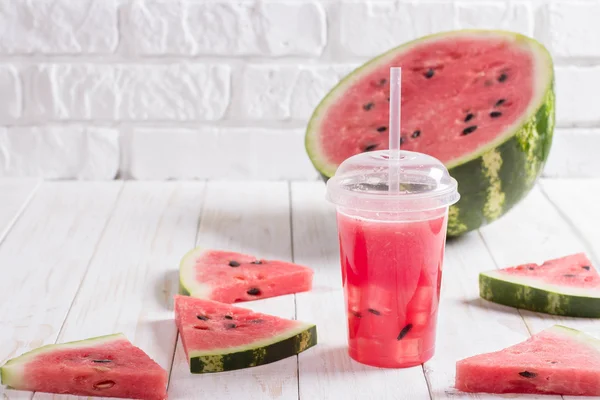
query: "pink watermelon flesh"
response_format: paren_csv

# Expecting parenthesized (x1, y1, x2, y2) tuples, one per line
(0, 334, 167, 400)
(175, 295, 302, 352)
(497, 252, 600, 288)
(318, 35, 534, 165)
(179, 248, 314, 303)
(455, 325, 600, 396)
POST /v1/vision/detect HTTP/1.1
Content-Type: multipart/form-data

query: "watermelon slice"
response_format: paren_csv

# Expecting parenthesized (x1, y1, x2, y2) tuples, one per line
(480, 252, 600, 317)
(179, 247, 314, 303)
(0, 333, 167, 399)
(455, 325, 600, 396)
(305, 30, 555, 236)
(174, 295, 317, 373)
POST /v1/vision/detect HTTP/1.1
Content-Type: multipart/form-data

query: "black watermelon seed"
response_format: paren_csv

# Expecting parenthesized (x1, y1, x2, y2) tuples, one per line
(484, 79, 493, 87)
(411, 130, 421, 138)
(549, 361, 557, 364)
(225, 323, 237, 329)
(563, 274, 576, 278)
(495, 99, 506, 107)
(490, 111, 502, 118)
(224, 315, 233, 320)
(424, 69, 434, 78)
(397, 324, 413, 340)
(519, 371, 537, 378)
(498, 73, 508, 82)
(250, 319, 263, 324)
(462, 126, 478, 135)
(363, 144, 378, 152)
(363, 102, 374, 111)
(368, 308, 381, 316)
(376, 126, 387, 132)
(528, 267, 535, 270)
(247, 288, 261, 296)
(92, 359, 112, 363)
(250, 260, 263, 265)
(352, 311, 362, 318)
(464, 113, 474, 122)
(387, 97, 390, 102)
(229, 260, 240, 267)
(379, 78, 387, 85)
(197, 315, 209, 321)
(400, 137, 406, 145)
(582, 266, 591, 270)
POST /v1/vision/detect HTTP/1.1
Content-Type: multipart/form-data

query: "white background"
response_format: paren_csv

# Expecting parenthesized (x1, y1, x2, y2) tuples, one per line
(0, 0, 598, 181)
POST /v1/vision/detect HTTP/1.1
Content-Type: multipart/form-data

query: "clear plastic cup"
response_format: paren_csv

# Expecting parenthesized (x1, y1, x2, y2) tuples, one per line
(326, 149, 460, 368)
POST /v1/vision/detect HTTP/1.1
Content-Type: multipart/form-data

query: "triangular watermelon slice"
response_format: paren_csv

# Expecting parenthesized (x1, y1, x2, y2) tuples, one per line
(456, 325, 600, 396)
(479, 252, 600, 317)
(174, 295, 317, 373)
(179, 247, 314, 303)
(0, 333, 167, 399)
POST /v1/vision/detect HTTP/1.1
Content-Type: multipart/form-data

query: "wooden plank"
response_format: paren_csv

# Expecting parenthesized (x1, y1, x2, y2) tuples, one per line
(479, 184, 600, 400)
(32, 182, 206, 400)
(0, 182, 122, 400)
(427, 233, 557, 400)
(291, 182, 432, 400)
(168, 181, 298, 400)
(0, 179, 40, 243)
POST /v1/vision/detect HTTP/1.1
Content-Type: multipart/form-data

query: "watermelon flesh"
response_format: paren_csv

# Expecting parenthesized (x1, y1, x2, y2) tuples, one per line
(0, 334, 167, 400)
(456, 325, 600, 396)
(174, 295, 317, 373)
(480, 252, 600, 317)
(179, 247, 314, 303)
(318, 35, 534, 167)
(492, 252, 600, 289)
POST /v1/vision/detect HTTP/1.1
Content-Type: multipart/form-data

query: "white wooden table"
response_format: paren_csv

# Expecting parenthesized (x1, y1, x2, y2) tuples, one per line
(0, 179, 598, 400)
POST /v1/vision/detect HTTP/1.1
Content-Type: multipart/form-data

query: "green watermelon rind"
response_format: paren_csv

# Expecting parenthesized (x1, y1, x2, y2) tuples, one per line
(187, 323, 317, 373)
(0, 333, 125, 389)
(304, 29, 555, 237)
(179, 246, 212, 299)
(479, 270, 600, 318)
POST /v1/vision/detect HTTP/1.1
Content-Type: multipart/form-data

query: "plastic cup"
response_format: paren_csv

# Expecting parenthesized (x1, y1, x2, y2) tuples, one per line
(326, 149, 460, 368)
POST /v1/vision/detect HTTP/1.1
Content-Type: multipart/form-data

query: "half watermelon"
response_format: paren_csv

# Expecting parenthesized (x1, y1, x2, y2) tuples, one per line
(305, 30, 555, 236)
(174, 295, 317, 373)
(179, 247, 314, 303)
(0, 333, 167, 399)
(456, 325, 600, 396)
(480, 252, 600, 317)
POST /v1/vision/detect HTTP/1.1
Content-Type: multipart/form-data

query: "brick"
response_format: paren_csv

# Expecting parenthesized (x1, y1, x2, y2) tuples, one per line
(456, 1, 533, 36)
(0, 66, 21, 121)
(0, 126, 119, 179)
(543, 129, 600, 178)
(555, 66, 600, 126)
(27, 64, 230, 121)
(543, 2, 600, 58)
(129, 128, 318, 180)
(338, 2, 454, 57)
(122, 0, 326, 56)
(0, 0, 117, 54)
(239, 64, 358, 120)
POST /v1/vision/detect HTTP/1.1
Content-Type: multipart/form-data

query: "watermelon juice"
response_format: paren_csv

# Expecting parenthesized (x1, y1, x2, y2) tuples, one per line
(336, 207, 448, 368)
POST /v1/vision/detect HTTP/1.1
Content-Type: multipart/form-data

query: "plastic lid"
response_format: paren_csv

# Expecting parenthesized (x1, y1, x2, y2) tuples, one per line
(326, 150, 460, 212)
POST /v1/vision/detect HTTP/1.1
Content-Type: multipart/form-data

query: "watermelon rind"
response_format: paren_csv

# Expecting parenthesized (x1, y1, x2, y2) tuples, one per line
(179, 246, 212, 298)
(547, 325, 600, 350)
(0, 333, 125, 389)
(304, 29, 555, 236)
(479, 270, 600, 318)
(187, 323, 317, 373)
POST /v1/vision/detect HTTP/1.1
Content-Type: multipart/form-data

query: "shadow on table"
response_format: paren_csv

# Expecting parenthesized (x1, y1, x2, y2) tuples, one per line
(155, 269, 179, 311)
(299, 345, 394, 376)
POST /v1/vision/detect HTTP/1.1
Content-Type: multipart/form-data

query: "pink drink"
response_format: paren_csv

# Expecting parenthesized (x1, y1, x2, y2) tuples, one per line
(337, 208, 448, 368)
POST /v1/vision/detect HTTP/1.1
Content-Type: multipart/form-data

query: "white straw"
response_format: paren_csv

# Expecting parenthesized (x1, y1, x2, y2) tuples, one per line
(388, 67, 402, 193)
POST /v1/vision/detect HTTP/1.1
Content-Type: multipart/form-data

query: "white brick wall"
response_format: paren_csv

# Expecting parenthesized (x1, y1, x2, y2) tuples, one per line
(0, 0, 598, 180)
